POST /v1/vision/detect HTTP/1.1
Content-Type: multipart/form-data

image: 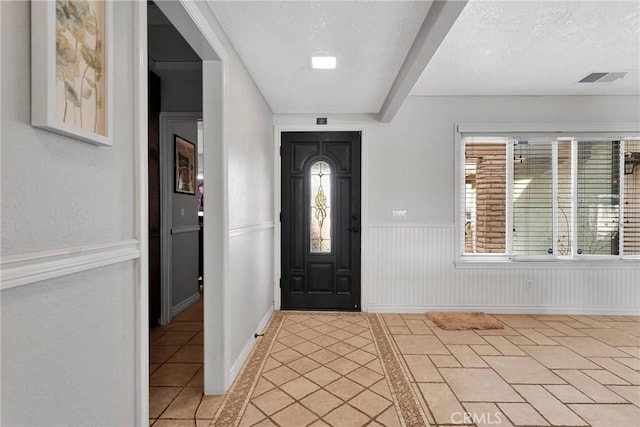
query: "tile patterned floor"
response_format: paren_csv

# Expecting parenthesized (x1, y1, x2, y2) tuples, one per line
(211, 311, 426, 426)
(386, 313, 640, 427)
(149, 295, 225, 427)
(150, 309, 640, 427)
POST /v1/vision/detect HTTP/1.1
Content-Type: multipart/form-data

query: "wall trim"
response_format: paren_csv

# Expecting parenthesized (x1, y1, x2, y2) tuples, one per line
(229, 222, 274, 237)
(171, 225, 201, 235)
(229, 306, 274, 384)
(171, 291, 201, 318)
(456, 122, 640, 135)
(175, 0, 231, 395)
(1, 239, 141, 291)
(368, 222, 455, 229)
(454, 260, 640, 270)
(368, 305, 640, 315)
(133, 2, 149, 424)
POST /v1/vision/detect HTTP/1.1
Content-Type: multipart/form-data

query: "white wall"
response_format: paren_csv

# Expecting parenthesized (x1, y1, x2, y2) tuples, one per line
(274, 95, 640, 314)
(193, 2, 274, 389)
(226, 48, 275, 372)
(1, 265, 136, 425)
(1, 1, 138, 425)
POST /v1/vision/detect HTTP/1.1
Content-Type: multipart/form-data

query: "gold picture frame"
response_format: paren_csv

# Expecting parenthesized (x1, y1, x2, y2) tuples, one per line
(175, 135, 196, 195)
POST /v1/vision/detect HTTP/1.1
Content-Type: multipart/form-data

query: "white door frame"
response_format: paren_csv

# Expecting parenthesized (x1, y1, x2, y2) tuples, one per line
(273, 125, 369, 312)
(134, 1, 231, 424)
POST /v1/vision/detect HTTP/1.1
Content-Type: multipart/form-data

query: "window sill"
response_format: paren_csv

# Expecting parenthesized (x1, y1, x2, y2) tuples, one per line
(454, 257, 640, 269)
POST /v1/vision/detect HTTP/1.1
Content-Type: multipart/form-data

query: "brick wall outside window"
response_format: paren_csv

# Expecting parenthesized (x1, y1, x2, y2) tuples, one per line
(465, 143, 506, 253)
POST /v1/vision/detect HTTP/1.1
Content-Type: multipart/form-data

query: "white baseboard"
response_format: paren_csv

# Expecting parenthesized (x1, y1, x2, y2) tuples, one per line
(367, 305, 640, 316)
(229, 306, 275, 384)
(171, 292, 201, 318)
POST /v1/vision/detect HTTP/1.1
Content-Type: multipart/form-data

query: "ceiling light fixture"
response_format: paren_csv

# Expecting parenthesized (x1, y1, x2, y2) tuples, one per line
(312, 56, 336, 70)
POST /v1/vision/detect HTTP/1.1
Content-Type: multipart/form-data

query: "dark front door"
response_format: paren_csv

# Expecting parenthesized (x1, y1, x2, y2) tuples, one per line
(281, 131, 361, 310)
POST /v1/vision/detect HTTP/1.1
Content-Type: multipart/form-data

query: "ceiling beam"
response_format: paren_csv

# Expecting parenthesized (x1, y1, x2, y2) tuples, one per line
(378, 0, 468, 122)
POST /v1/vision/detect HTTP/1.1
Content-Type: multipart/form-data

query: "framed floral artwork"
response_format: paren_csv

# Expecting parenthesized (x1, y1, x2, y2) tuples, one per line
(175, 135, 196, 195)
(31, 0, 113, 146)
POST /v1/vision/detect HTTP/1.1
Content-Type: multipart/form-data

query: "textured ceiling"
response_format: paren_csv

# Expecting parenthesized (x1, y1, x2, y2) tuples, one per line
(209, 1, 432, 114)
(412, 0, 640, 96)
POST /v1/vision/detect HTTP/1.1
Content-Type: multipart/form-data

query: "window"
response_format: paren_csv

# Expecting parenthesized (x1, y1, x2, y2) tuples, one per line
(460, 135, 640, 261)
(624, 140, 640, 255)
(310, 161, 331, 253)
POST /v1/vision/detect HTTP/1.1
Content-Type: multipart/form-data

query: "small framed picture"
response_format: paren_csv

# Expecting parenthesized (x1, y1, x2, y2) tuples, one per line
(31, 0, 113, 146)
(175, 135, 196, 195)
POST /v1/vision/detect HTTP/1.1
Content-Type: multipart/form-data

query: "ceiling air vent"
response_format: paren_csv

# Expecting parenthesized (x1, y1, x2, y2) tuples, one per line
(579, 72, 627, 83)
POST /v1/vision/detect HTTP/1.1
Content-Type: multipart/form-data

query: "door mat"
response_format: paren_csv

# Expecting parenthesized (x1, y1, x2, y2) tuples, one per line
(427, 312, 504, 330)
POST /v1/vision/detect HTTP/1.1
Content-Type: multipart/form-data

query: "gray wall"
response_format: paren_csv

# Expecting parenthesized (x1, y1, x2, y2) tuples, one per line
(162, 115, 201, 317)
(274, 95, 640, 224)
(161, 75, 203, 113)
(1, 1, 137, 425)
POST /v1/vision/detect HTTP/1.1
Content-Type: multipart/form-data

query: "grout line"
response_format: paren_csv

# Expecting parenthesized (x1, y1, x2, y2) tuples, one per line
(151, 311, 639, 425)
(149, 298, 205, 422)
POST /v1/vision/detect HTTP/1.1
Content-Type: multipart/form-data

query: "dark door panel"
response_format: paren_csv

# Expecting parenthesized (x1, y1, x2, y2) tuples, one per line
(281, 131, 361, 311)
(148, 71, 161, 326)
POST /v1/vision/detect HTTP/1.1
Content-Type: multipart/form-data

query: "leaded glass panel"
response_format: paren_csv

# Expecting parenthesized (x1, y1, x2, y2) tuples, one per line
(310, 161, 331, 253)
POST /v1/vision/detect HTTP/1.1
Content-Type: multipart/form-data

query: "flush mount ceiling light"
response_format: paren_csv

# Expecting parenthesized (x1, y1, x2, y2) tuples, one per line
(579, 72, 627, 83)
(312, 56, 336, 70)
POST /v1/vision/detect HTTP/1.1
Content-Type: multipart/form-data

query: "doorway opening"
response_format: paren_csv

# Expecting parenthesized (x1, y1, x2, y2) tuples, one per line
(135, 0, 229, 421)
(147, 1, 206, 418)
(148, 0, 203, 327)
(280, 131, 362, 311)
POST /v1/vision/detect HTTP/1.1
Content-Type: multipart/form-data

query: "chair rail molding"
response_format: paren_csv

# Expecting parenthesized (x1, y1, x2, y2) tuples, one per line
(229, 222, 274, 237)
(1, 239, 141, 291)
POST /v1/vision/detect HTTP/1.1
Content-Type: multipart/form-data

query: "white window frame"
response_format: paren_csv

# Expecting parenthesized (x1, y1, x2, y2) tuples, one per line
(454, 123, 640, 268)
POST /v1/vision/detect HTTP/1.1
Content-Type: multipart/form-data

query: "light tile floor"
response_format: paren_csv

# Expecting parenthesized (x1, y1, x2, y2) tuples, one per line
(149, 294, 224, 426)
(150, 307, 640, 427)
(230, 312, 412, 427)
(389, 313, 640, 427)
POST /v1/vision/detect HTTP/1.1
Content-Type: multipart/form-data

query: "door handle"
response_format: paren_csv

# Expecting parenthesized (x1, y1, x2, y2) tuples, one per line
(350, 227, 360, 233)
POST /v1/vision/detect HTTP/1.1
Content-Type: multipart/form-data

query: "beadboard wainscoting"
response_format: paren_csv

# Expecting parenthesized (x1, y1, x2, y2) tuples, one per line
(365, 222, 640, 314)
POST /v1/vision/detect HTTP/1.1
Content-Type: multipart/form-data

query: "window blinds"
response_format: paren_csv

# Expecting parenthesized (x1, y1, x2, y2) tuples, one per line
(512, 141, 553, 255)
(462, 136, 638, 258)
(624, 140, 640, 255)
(556, 140, 573, 255)
(576, 141, 620, 256)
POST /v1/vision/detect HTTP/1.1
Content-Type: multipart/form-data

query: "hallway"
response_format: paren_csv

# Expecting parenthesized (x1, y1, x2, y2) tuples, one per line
(150, 308, 639, 426)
